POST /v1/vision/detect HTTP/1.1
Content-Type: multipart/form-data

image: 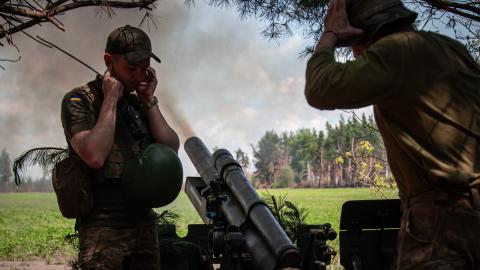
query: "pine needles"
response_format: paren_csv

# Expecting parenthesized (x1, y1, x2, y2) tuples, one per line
(261, 191, 308, 243)
(13, 147, 68, 185)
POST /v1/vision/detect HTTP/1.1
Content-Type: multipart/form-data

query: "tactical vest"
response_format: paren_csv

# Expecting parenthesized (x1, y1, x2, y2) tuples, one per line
(74, 78, 148, 180)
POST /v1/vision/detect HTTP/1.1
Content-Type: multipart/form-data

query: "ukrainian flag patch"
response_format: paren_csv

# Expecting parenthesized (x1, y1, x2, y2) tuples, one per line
(70, 94, 82, 102)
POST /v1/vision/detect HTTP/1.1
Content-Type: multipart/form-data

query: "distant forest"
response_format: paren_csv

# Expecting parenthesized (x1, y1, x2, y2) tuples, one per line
(0, 113, 392, 192)
(238, 113, 393, 189)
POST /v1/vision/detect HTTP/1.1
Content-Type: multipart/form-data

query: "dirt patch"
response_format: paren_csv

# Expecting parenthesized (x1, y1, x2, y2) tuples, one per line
(0, 259, 72, 270)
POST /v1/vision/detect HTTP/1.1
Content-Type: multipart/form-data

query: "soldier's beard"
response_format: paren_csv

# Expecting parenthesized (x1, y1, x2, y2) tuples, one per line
(126, 84, 139, 93)
(109, 65, 137, 92)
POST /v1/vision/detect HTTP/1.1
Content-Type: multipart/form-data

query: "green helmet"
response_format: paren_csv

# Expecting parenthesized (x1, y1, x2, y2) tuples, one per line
(121, 143, 183, 208)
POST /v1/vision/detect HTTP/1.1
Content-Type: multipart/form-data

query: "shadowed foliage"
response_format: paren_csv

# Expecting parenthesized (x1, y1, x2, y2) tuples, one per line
(193, 0, 480, 59)
(261, 191, 308, 243)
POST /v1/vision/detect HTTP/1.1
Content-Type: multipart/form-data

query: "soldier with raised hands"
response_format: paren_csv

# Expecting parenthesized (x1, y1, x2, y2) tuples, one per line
(305, 0, 480, 268)
(61, 25, 179, 269)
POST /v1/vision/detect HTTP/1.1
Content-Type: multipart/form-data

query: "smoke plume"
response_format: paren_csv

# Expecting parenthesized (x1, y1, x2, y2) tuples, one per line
(1, 1, 361, 177)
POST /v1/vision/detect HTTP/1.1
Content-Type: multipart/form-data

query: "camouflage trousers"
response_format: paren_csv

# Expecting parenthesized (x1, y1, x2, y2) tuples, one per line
(397, 191, 480, 270)
(78, 225, 160, 270)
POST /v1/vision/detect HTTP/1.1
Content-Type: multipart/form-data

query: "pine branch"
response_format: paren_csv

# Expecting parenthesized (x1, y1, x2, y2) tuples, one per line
(0, 43, 21, 62)
(13, 147, 68, 185)
(424, 0, 480, 22)
(156, 210, 180, 225)
(35, 35, 100, 74)
(47, 0, 69, 10)
(261, 191, 308, 243)
(0, 13, 26, 23)
(21, 30, 54, 48)
(0, 17, 46, 40)
(0, 0, 156, 18)
(434, 0, 480, 15)
(0, 0, 157, 39)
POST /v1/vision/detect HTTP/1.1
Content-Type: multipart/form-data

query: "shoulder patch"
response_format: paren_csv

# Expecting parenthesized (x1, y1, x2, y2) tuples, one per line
(69, 94, 82, 102)
(74, 85, 95, 105)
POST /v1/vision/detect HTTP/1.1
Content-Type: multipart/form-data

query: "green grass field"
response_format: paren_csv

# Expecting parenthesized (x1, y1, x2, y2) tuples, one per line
(0, 188, 383, 261)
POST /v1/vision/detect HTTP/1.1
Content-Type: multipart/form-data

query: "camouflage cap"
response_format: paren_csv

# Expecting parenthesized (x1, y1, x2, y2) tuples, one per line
(106, 25, 161, 64)
(339, 0, 417, 46)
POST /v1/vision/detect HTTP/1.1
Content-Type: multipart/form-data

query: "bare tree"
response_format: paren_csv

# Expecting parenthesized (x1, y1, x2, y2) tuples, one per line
(194, 0, 480, 59)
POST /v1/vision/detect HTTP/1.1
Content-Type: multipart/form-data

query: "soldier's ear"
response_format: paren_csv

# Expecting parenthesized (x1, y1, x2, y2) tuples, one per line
(104, 53, 113, 69)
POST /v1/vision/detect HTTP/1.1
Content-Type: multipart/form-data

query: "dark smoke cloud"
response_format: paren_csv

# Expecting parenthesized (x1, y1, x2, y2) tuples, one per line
(0, 0, 191, 155)
(157, 89, 196, 141)
(0, 2, 372, 177)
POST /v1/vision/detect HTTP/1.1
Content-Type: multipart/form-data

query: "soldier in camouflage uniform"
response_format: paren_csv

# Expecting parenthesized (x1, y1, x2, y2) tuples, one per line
(305, 0, 480, 269)
(61, 25, 180, 269)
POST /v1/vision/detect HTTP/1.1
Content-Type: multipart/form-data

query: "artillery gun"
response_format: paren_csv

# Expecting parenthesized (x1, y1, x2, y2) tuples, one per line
(158, 137, 336, 270)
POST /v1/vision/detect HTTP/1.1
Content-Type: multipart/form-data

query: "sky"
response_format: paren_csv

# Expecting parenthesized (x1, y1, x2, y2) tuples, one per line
(0, 0, 372, 178)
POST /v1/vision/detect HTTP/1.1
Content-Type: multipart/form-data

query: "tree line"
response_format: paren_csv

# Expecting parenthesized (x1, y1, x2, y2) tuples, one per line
(244, 114, 393, 189)
(2, 113, 391, 192)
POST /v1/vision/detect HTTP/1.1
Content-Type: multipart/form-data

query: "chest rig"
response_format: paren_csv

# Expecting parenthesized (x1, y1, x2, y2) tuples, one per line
(75, 77, 152, 180)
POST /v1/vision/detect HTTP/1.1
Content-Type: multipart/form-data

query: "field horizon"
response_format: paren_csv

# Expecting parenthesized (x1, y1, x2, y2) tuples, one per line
(0, 188, 394, 262)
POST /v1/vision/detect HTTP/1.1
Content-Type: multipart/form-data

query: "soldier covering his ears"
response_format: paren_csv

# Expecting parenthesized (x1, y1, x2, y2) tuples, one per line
(305, 0, 480, 268)
(61, 25, 180, 269)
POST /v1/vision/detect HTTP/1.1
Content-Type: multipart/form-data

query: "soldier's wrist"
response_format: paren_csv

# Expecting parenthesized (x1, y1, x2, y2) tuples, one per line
(141, 96, 158, 110)
(315, 31, 338, 51)
(323, 30, 338, 41)
(104, 92, 121, 104)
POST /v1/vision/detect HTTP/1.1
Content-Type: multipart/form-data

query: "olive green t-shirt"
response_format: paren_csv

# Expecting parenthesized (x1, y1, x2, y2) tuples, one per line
(61, 78, 156, 227)
(305, 31, 480, 200)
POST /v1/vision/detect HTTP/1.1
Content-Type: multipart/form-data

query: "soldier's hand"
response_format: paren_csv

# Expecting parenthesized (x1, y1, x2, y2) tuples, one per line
(323, 0, 363, 44)
(137, 66, 157, 101)
(102, 70, 124, 102)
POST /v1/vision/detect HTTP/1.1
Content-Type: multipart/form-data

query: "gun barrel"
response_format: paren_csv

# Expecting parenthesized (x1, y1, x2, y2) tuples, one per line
(213, 149, 302, 269)
(184, 137, 218, 185)
(184, 137, 301, 269)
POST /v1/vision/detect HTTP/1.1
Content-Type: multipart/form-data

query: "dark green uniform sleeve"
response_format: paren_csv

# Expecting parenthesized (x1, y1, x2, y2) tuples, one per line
(305, 35, 407, 109)
(61, 90, 95, 141)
